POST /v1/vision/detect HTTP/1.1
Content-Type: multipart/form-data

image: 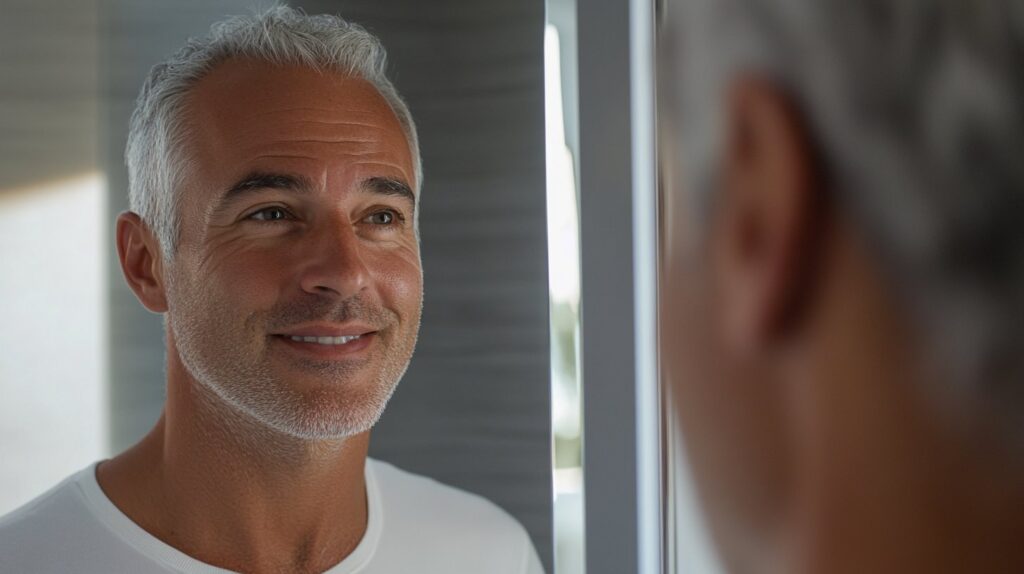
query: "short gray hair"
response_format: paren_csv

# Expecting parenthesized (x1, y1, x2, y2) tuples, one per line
(667, 2, 1024, 417)
(125, 6, 422, 257)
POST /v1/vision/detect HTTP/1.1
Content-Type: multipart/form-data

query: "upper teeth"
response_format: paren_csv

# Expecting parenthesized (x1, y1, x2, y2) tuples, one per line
(289, 335, 362, 345)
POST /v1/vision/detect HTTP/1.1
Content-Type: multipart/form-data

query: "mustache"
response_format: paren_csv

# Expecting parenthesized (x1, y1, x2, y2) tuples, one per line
(264, 294, 396, 331)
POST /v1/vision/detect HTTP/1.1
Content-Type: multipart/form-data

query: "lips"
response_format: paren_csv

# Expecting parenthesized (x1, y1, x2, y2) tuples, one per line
(270, 322, 379, 359)
(273, 321, 377, 339)
(285, 334, 363, 346)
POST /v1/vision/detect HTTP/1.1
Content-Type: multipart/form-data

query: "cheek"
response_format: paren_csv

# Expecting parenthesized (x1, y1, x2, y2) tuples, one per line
(368, 248, 423, 316)
(194, 246, 290, 315)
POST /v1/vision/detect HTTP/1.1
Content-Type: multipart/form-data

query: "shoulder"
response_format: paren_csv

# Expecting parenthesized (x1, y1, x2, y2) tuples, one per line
(367, 458, 544, 573)
(0, 464, 182, 573)
(0, 467, 107, 572)
(0, 469, 84, 532)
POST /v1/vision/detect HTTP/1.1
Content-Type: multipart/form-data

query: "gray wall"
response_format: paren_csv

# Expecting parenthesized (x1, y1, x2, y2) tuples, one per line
(0, 0, 98, 192)
(101, 1, 552, 568)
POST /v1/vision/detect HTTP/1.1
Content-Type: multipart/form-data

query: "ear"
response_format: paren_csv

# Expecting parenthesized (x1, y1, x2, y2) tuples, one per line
(116, 211, 169, 313)
(713, 77, 826, 354)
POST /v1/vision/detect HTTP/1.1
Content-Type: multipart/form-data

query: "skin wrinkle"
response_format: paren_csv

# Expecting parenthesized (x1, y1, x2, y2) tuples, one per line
(250, 106, 386, 117)
(254, 154, 402, 163)
(235, 143, 394, 158)
(246, 138, 391, 145)
(288, 122, 390, 130)
(267, 142, 397, 149)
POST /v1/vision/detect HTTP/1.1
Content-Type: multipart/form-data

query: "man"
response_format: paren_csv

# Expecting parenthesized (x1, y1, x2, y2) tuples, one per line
(0, 8, 543, 574)
(662, 1, 1024, 573)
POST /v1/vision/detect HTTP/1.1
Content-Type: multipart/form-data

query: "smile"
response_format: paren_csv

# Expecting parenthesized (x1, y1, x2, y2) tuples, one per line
(287, 335, 362, 345)
(271, 331, 377, 360)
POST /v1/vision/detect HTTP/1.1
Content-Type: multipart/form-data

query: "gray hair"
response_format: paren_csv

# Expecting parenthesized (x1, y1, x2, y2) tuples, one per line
(125, 6, 422, 257)
(667, 2, 1024, 420)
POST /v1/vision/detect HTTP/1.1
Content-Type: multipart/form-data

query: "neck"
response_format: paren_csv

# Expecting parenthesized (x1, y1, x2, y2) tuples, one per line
(782, 229, 1024, 574)
(787, 381, 1024, 574)
(98, 351, 371, 574)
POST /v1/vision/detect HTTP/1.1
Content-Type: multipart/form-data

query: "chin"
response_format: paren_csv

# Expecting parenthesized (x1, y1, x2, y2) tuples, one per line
(274, 382, 394, 439)
(258, 403, 385, 440)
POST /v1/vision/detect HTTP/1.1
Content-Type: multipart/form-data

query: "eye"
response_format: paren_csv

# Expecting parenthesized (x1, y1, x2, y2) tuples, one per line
(247, 206, 293, 222)
(364, 210, 399, 226)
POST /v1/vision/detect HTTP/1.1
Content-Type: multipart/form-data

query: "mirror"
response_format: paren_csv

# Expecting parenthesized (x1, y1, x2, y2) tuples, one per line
(0, 2, 554, 572)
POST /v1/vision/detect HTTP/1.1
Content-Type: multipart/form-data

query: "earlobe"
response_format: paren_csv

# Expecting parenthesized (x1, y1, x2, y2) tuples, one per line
(116, 212, 169, 313)
(715, 78, 826, 353)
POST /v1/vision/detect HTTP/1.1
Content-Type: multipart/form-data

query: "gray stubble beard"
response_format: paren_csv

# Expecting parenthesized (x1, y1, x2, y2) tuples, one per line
(166, 277, 421, 449)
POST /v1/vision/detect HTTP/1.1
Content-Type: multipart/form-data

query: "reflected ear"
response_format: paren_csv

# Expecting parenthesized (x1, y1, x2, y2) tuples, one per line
(116, 211, 169, 313)
(713, 77, 825, 354)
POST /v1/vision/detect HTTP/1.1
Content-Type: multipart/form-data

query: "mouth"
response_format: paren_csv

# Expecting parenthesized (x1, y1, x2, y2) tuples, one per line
(270, 327, 379, 360)
(282, 334, 365, 346)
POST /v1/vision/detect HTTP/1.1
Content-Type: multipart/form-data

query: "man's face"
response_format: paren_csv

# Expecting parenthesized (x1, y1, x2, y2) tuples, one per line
(164, 60, 422, 440)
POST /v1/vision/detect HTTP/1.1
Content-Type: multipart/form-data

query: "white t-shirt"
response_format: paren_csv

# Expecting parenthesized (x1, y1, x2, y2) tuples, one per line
(0, 458, 544, 574)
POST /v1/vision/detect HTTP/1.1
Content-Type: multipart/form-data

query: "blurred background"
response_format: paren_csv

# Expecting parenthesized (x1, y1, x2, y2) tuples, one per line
(0, 1, 581, 572)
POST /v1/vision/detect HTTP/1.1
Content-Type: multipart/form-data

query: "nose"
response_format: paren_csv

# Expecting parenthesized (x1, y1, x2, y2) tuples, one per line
(297, 222, 370, 299)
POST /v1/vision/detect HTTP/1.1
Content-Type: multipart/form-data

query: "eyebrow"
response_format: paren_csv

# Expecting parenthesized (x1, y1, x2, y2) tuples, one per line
(214, 171, 315, 214)
(213, 171, 416, 216)
(362, 176, 416, 211)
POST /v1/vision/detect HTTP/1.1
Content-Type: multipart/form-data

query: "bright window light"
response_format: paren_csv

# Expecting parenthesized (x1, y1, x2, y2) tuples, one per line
(546, 23, 585, 574)
(0, 172, 108, 516)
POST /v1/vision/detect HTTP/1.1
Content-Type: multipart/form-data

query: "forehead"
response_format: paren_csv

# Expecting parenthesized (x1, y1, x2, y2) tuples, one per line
(182, 58, 414, 189)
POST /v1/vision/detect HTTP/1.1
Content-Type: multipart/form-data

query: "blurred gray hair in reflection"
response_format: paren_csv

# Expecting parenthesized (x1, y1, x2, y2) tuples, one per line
(666, 2, 1024, 418)
(125, 5, 422, 258)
